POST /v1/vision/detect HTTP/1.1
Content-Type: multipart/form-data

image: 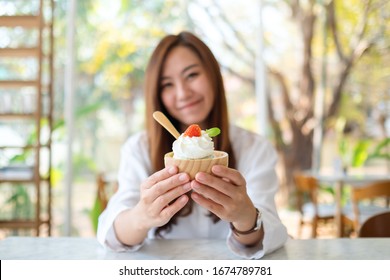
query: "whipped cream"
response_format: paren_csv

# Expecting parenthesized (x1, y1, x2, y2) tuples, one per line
(172, 131, 214, 159)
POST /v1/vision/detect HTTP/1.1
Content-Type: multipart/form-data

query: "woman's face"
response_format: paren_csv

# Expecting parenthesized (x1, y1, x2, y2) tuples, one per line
(160, 46, 215, 129)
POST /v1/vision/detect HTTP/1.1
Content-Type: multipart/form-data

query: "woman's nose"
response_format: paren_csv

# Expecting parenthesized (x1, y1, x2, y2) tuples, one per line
(176, 82, 192, 100)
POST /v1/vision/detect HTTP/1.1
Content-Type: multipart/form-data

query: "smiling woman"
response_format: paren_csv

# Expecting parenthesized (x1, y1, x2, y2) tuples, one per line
(96, 31, 288, 259)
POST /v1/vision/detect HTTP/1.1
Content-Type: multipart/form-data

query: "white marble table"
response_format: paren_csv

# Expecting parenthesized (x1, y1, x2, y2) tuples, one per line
(0, 237, 389, 260)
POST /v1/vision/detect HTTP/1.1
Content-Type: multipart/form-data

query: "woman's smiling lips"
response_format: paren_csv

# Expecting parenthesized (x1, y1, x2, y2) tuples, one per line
(178, 99, 203, 110)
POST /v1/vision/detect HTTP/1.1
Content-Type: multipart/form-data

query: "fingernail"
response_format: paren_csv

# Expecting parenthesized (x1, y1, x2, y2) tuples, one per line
(179, 173, 188, 181)
(212, 165, 221, 173)
(168, 166, 176, 175)
(191, 181, 199, 190)
(183, 182, 191, 191)
(196, 173, 205, 182)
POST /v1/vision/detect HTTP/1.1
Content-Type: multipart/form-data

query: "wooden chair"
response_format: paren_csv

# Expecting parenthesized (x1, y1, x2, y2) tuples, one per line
(358, 211, 390, 237)
(343, 180, 390, 236)
(293, 173, 336, 238)
(96, 172, 118, 210)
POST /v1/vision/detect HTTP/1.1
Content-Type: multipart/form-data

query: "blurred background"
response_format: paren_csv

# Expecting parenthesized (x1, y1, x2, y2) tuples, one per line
(0, 0, 389, 240)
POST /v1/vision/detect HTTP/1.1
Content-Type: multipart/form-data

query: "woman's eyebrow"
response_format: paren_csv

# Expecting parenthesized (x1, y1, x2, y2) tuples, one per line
(181, 64, 199, 74)
(160, 64, 200, 81)
(160, 76, 171, 82)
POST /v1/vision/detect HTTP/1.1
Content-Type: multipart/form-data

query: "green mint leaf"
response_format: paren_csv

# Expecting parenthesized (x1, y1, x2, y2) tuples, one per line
(206, 127, 221, 137)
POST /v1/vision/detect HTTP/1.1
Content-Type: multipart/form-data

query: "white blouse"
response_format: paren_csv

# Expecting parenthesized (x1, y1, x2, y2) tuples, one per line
(97, 125, 288, 259)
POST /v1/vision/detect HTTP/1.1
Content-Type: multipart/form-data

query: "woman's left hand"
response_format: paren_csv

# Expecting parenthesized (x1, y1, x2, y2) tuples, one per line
(190, 165, 257, 231)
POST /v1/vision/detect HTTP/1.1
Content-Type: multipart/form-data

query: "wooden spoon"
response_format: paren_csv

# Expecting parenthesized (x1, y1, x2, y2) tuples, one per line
(152, 111, 181, 139)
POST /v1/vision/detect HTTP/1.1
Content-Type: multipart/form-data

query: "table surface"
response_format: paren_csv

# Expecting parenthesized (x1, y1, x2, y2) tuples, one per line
(0, 237, 389, 260)
(304, 171, 390, 185)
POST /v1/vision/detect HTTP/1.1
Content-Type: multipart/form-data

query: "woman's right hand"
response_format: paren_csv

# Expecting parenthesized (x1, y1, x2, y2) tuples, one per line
(135, 166, 191, 231)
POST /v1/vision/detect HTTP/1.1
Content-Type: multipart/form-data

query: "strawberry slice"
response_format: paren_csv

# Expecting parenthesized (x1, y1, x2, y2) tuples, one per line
(183, 124, 202, 137)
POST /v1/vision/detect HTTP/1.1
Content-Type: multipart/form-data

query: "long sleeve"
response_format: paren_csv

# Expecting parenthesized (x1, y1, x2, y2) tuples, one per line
(97, 132, 151, 251)
(226, 126, 288, 259)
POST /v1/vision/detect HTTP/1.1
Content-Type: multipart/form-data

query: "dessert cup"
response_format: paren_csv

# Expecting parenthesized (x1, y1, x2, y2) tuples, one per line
(164, 151, 228, 180)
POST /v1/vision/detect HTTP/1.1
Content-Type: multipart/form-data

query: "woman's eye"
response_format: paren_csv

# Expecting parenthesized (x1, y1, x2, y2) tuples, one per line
(187, 72, 199, 79)
(161, 83, 172, 89)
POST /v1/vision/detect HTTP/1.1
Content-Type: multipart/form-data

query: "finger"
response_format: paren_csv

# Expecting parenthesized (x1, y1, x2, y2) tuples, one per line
(160, 194, 189, 221)
(191, 192, 224, 217)
(191, 180, 231, 206)
(151, 172, 190, 199)
(211, 165, 245, 186)
(153, 182, 191, 211)
(142, 166, 178, 189)
(195, 172, 235, 197)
